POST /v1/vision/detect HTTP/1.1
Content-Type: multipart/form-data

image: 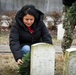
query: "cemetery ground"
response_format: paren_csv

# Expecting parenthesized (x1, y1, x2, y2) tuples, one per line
(0, 32, 76, 75)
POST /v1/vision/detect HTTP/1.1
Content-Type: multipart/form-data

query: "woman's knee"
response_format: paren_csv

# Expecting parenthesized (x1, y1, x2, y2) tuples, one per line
(21, 45, 30, 54)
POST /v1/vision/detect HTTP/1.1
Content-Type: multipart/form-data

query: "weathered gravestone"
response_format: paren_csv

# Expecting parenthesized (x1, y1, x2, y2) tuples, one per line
(30, 43, 55, 75)
(64, 48, 76, 75)
(57, 23, 65, 40)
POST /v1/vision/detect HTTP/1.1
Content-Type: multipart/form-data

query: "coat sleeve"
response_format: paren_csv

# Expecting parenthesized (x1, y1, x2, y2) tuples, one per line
(9, 23, 22, 61)
(40, 21, 53, 44)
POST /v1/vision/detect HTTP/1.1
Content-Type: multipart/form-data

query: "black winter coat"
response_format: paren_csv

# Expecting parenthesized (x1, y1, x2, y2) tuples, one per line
(62, 0, 76, 6)
(9, 5, 53, 61)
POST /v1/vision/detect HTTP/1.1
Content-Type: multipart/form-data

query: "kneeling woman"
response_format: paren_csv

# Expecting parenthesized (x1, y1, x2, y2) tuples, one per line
(9, 5, 53, 75)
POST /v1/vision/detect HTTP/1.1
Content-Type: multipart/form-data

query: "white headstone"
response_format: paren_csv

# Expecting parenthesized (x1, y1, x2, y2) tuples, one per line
(30, 43, 55, 75)
(1, 20, 9, 27)
(57, 23, 65, 40)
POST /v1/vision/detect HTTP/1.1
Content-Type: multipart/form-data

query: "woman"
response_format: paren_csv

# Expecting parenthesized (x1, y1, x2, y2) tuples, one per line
(9, 5, 53, 65)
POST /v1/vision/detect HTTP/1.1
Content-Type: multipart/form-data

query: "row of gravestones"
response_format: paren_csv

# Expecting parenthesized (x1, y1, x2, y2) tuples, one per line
(30, 43, 76, 75)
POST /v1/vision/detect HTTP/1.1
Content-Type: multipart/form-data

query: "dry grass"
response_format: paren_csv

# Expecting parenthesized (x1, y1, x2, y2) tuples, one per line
(0, 53, 19, 75)
(0, 53, 64, 75)
(0, 32, 9, 45)
(55, 53, 64, 75)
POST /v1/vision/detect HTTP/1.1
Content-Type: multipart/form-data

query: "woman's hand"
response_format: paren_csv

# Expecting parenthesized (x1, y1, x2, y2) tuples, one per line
(17, 59, 23, 65)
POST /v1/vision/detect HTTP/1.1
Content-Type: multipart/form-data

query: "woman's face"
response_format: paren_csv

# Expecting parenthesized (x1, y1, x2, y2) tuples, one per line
(23, 14, 35, 27)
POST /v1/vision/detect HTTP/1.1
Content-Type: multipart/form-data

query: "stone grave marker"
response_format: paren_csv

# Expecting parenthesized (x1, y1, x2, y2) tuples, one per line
(57, 23, 65, 40)
(64, 48, 76, 75)
(30, 43, 55, 75)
